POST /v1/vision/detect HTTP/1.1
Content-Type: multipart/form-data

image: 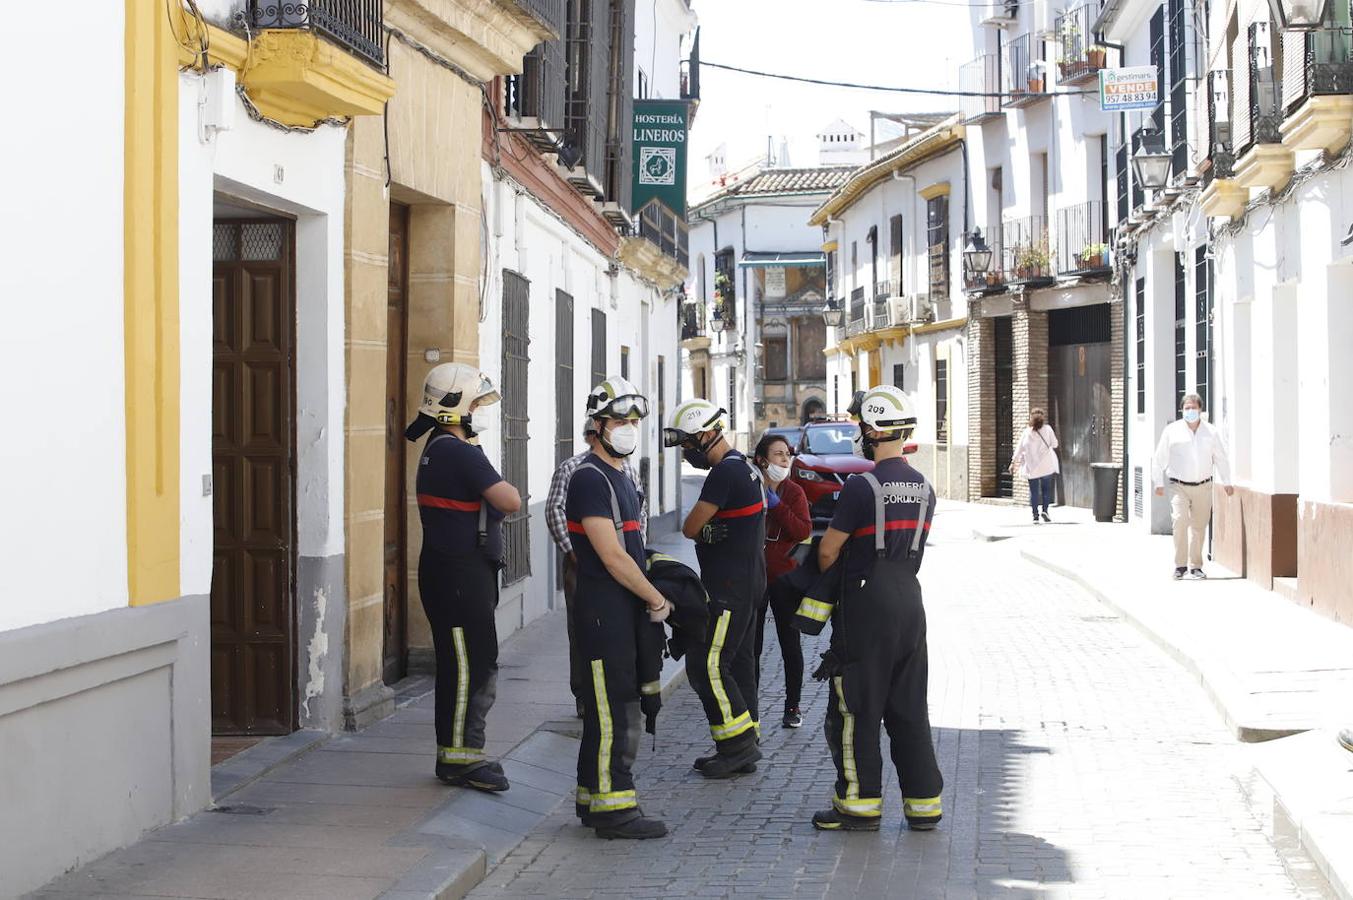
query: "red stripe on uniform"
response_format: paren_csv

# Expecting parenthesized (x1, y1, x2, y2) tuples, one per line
(568, 520, 642, 533)
(715, 501, 765, 519)
(417, 494, 481, 512)
(851, 519, 931, 538)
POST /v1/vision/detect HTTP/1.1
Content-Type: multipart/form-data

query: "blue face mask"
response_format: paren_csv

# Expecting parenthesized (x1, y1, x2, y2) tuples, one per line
(1182, 409, 1201, 424)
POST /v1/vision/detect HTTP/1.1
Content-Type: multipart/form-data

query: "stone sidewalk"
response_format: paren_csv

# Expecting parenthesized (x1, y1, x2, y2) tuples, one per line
(30, 523, 699, 900)
(937, 499, 1353, 899)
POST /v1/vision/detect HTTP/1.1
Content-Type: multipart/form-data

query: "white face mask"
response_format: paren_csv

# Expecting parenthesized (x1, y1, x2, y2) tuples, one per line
(1182, 409, 1200, 424)
(606, 422, 639, 456)
(765, 463, 791, 483)
(467, 409, 496, 435)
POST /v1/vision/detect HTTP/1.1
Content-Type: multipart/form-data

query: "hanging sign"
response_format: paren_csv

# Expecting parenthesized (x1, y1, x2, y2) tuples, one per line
(1099, 66, 1159, 111)
(632, 99, 689, 217)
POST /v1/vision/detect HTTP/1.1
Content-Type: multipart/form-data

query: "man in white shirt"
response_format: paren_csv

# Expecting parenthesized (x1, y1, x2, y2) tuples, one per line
(1151, 393, 1234, 580)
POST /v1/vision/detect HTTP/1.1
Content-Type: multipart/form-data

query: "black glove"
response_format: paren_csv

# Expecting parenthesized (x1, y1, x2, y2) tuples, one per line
(640, 693, 662, 735)
(811, 649, 844, 682)
(695, 521, 728, 545)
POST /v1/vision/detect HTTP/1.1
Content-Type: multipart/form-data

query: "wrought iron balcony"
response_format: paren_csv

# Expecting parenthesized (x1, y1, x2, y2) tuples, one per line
(1205, 69, 1236, 186)
(1001, 216, 1052, 285)
(1002, 33, 1048, 108)
(870, 296, 893, 329)
(1055, 201, 1111, 276)
(1282, 27, 1353, 109)
(505, 0, 566, 148)
(251, 0, 385, 68)
(636, 200, 690, 269)
(1055, 3, 1107, 85)
(680, 28, 701, 101)
(960, 54, 1002, 123)
(846, 287, 867, 337)
(680, 301, 706, 341)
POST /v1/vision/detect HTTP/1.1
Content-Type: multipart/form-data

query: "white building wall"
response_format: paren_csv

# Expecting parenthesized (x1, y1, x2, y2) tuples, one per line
(0, 0, 128, 631)
(634, 0, 697, 99)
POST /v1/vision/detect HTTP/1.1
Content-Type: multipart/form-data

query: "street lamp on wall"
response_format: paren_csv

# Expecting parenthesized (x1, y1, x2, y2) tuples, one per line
(1131, 129, 1172, 191)
(710, 313, 727, 333)
(821, 298, 845, 328)
(963, 228, 994, 275)
(1267, 0, 1329, 29)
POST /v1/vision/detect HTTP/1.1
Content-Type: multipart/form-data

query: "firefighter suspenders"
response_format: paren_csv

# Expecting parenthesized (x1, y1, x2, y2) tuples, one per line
(425, 433, 491, 547)
(855, 472, 930, 559)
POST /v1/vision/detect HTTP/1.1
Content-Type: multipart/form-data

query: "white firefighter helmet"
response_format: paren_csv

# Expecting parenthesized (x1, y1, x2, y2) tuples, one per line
(662, 398, 727, 447)
(585, 376, 650, 422)
(856, 384, 917, 439)
(418, 363, 500, 427)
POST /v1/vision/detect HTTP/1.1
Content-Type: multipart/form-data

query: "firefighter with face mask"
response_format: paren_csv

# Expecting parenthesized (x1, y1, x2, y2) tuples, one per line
(811, 384, 943, 832)
(567, 377, 672, 839)
(405, 363, 522, 792)
(663, 400, 767, 778)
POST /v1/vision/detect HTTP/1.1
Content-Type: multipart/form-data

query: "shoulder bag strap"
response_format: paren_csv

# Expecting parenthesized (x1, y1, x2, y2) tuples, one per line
(577, 462, 625, 538)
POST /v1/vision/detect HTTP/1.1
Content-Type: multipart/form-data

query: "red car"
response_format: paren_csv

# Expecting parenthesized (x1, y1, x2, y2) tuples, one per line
(791, 419, 917, 523)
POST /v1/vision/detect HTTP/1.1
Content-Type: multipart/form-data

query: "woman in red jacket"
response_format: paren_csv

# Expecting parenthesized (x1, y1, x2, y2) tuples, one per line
(752, 433, 813, 728)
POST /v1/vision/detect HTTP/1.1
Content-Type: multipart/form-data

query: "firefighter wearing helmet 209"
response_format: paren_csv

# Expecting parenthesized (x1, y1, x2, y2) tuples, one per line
(404, 363, 522, 793)
(810, 384, 944, 832)
(663, 399, 767, 779)
(566, 377, 672, 840)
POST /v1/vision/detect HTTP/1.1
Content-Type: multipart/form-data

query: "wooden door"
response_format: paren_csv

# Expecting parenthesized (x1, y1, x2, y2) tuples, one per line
(212, 219, 296, 735)
(1049, 342, 1113, 508)
(383, 204, 410, 685)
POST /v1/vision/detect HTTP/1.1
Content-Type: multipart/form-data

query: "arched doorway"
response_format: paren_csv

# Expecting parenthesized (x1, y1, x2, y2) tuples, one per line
(801, 396, 826, 423)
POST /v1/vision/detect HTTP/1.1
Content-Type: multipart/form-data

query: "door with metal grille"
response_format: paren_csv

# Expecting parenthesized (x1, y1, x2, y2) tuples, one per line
(1048, 304, 1113, 508)
(211, 218, 296, 735)
(502, 271, 531, 585)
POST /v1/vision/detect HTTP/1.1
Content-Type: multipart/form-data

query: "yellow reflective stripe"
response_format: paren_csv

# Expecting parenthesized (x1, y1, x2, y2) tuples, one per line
(646, 552, 680, 567)
(797, 597, 832, 622)
(833, 794, 883, 817)
(437, 746, 485, 765)
(904, 796, 943, 816)
(451, 627, 469, 750)
(591, 659, 613, 794)
(640, 680, 662, 696)
(710, 710, 753, 740)
(834, 676, 859, 800)
(575, 786, 592, 804)
(589, 789, 638, 812)
(753, 720, 761, 740)
(707, 610, 734, 724)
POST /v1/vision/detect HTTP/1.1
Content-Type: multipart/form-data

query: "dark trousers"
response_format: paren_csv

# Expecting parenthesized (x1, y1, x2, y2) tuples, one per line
(1029, 474, 1055, 515)
(419, 549, 499, 772)
(562, 554, 586, 705)
(573, 572, 643, 823)
(754, 577, 804, 712)
(686, 595, 759, 753)
(824, 561, 943, 825)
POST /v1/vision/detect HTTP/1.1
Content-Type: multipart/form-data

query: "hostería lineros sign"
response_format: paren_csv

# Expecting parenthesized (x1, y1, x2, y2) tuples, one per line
(632, 99, 689, 217)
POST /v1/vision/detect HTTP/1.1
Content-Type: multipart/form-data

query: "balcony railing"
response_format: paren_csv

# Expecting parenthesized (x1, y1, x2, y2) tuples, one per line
(636, 200, 689, 269)
(964, 222, 1008, 293)
(1002, 33, 1048, 108)
(505, 0, 566, 143)
(1205, 69, 1236, 186)
(251, 0, 385, 68)
(960, 54, 1002, 122)
(1002, 216, 1052, 284)
(1282, 27, 1353, 111)
(846, 287, 867, 337)
(680, 301, 705, 341)
(1055, 3, 1106, 85)
(1055, 202, 1111, 276)
(871, 296, 892, 329)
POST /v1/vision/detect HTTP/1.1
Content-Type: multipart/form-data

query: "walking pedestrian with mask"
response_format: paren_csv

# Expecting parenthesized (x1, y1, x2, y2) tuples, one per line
(1152, 393, 1233, 580)
(1009, 408, 1060, 524)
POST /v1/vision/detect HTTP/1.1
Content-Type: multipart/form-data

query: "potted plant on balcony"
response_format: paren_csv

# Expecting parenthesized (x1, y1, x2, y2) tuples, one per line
(1076, 242, 1109, 269)
(1027, 60, 1046, 93)
(1015, 240, 1050, 279)
(1087, 45, 1107, 69)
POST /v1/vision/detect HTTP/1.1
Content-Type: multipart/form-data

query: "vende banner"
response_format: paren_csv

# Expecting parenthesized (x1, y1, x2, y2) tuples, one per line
(1099, 66, 1159, 111)
(632, 99, 689, 216)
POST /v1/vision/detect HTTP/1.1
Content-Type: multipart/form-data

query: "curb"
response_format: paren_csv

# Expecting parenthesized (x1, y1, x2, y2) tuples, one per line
(210, 729, 329, 802)
(1019, 547, 1300, 743)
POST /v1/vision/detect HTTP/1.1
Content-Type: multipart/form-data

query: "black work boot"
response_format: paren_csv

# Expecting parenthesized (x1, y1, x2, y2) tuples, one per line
(811, 808, 880, 832)
(692, 750, 756, 773)
(698, 745, 762, 779)
(437, 760, 509, 793)
(594, 811, 668, 840)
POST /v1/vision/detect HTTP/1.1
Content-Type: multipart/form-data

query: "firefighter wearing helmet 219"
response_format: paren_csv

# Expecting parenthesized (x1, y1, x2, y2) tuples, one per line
(810, 384, 944, 833)
(566, 377, 672, 839)
(663, 399, 767, 778)
(404, 363, 522, 793)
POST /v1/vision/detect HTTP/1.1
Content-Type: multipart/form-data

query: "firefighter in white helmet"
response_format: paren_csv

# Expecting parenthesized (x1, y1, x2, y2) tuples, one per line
(810, 384, 943, 832)
(405, 363, 521, 792)
(663, 399, 767, 778)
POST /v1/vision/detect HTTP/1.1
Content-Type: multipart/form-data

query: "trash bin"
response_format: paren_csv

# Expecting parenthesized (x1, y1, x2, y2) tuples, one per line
(1091, 463, 1120, 523)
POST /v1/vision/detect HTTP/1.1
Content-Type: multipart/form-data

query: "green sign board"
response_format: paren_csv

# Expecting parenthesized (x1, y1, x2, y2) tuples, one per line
(632, 99, 689, 217)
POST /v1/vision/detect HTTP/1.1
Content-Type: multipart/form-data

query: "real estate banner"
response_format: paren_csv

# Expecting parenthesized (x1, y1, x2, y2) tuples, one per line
(1099, 66, 1159, 111)
(632, 99, 689, 217)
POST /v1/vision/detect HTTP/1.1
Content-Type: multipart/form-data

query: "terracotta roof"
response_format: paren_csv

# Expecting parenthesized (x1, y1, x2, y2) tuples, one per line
(692, 167, 856, 210)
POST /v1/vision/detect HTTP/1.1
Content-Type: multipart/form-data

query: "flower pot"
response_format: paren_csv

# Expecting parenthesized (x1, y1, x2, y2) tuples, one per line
(1028, 78, 1044, 93)
(1087, 48, 1106, 69)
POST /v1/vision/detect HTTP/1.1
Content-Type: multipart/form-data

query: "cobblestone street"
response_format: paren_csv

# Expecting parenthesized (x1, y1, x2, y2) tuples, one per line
(470, 520, 1332, 899)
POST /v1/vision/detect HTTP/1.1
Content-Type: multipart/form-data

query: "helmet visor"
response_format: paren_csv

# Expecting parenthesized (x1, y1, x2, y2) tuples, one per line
(661, 427, 690, 448)
(473, 374, 501, 408)
(601, 394, 649, 420)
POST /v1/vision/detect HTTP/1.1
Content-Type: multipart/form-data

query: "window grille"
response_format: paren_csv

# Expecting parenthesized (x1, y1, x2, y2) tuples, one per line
(1134, 466, 1144, 517)
(1195, 247, 1212, 412)
(1174, 254, 1186, 412)
(1135, 278, 1147, 414)
(591, 308, 607, 386)
(555, 289, 575, 465)
(501, 270, 532, 585)
(936, 358, 950, 448)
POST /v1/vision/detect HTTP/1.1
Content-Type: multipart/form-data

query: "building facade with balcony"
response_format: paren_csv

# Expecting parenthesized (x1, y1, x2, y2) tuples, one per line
(811, 116, 973, 500)
(684, 165, 855, 450)
(960, 0, 1125, 512)
(1194, 0, 1353, 624)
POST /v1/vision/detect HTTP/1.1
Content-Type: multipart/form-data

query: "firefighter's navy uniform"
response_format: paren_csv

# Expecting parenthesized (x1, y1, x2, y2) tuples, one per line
(820, 457, 943, 830)
(566, 456, 662, 826)
(416, 432, 506, 782)
(688, 450, 767, 759)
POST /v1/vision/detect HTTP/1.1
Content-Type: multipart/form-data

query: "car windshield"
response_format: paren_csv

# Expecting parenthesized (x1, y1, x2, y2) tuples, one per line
(804, 425, 857, 455)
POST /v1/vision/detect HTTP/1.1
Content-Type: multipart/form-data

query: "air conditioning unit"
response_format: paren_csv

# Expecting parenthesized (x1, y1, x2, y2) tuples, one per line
(909, 293, 934, 324)
(889, 294, 910, 325)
